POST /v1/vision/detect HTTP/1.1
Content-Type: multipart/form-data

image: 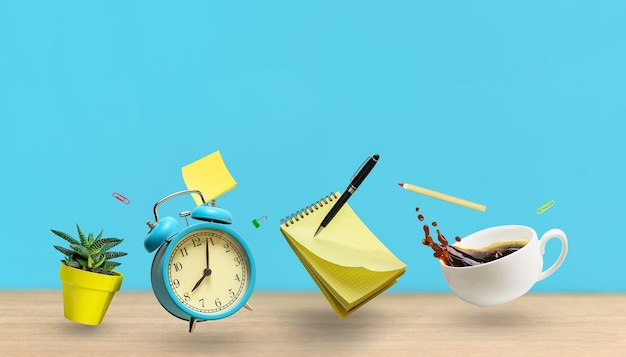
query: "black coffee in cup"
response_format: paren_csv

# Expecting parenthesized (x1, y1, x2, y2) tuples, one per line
(439, 240, 528, 267)
(416, 207, 528, 267)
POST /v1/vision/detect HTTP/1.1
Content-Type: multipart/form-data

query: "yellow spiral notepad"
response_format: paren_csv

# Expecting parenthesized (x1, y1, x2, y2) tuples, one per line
(279, 192, 406, 318)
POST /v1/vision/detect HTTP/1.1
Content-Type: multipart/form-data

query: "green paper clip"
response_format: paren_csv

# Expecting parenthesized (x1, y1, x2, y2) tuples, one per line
(252, 215, 268, 228)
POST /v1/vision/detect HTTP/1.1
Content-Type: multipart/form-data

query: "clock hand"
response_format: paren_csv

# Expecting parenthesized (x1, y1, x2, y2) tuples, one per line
(191, 267, 212, 292)
(191, 274, 206, 292)
(191, 239, 212, 292)
(205, 237, 209, 269)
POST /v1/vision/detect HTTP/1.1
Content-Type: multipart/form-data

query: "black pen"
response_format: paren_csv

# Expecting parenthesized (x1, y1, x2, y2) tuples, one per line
(314, 154, 380, 237)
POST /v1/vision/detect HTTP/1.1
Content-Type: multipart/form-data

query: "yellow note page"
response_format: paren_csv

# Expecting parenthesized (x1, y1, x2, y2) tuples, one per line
(283, 196, 406, 271)
(287, 234, 405, 309)
(181, 151, 237, 205)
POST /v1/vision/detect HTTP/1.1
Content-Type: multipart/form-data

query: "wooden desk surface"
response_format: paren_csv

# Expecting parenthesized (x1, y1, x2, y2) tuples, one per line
(1, 292, 624, 356)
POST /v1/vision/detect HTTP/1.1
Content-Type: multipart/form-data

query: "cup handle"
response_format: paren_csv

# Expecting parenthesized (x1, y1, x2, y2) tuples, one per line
(537, 229, 568, 281)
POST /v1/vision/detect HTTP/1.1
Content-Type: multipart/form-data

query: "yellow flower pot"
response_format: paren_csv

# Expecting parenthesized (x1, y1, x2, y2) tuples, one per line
(59, 263, 123, 325)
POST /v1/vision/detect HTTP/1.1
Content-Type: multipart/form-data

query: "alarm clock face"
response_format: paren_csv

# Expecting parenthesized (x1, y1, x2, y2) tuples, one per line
(164, 227, 253, 319)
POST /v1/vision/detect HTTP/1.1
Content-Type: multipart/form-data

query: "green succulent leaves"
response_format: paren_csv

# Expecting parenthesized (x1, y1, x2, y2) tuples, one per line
(52, 224, 127, 275)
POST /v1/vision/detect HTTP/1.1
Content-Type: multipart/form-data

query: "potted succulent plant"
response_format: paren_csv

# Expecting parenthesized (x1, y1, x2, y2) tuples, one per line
(52, 224, 128, 325)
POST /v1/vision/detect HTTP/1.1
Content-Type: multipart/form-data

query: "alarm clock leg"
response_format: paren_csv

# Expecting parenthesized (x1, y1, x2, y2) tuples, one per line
(244, 303, 253, 311)
(189, 317, 197, 333)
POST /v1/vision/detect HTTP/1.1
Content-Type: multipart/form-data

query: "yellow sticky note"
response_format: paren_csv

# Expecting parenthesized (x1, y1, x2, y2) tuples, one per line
(181, 151, 237, 205)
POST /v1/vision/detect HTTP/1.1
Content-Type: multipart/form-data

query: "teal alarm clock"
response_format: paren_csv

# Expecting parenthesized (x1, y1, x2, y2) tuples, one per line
(144, 189, 255, 333)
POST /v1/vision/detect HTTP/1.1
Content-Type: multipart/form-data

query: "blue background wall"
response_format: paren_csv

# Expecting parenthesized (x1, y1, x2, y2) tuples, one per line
(1, 1, 624, 292)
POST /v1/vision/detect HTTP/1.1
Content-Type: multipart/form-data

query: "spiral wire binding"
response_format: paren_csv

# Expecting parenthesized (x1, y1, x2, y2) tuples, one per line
(280, 192, 339, 227)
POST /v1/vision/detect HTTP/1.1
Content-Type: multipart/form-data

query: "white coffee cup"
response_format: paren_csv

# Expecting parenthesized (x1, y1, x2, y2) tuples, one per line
(440, 225, 568, 307)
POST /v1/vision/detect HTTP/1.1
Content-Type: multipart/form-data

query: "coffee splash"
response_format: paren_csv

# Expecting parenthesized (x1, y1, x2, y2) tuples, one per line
(416, 207, 528, 267)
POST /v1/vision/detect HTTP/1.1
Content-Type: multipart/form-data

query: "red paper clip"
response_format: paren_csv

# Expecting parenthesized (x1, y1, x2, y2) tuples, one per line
(113, 192, 130, 204)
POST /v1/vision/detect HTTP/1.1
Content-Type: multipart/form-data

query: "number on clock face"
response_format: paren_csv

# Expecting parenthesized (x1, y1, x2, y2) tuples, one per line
(167, 229, 249, 314)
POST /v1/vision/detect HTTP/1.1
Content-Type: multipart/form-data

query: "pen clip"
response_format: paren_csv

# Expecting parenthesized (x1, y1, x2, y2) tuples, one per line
(350, 156, 371, 181)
